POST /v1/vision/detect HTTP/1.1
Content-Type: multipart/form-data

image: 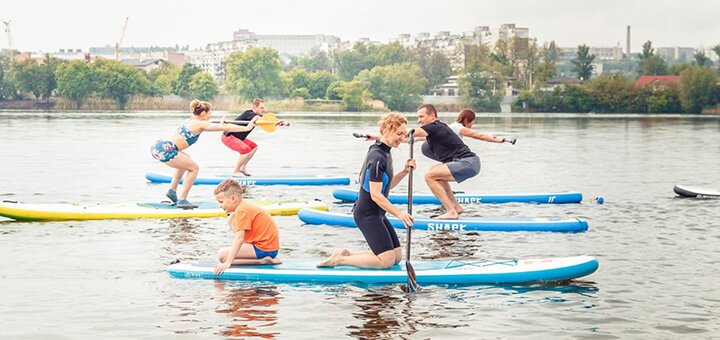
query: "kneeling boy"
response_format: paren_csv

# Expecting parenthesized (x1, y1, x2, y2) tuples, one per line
(213, 179, 281, 275)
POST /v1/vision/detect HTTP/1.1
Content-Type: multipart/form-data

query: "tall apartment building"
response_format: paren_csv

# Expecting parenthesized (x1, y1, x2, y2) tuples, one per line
(557, 46, 624, 61)
(191, 29, 341, 80)
(392, 24, 529, 70)
(656, 47, 696, 62)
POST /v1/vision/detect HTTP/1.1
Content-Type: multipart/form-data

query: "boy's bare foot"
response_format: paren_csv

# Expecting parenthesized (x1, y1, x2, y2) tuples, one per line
(260, 256, 282, 265)
(455, 206, 464, 215)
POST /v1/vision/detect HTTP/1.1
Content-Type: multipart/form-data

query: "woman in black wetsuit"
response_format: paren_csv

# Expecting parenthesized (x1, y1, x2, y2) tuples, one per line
(318, 113, 415, 269)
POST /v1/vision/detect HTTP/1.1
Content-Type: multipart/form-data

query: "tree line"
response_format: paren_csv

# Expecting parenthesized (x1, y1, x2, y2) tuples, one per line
(515, 41, 720, 113)
(1, 38, 718, 113)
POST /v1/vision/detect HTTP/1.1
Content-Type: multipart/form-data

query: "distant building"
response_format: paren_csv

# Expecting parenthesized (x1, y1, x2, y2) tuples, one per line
(193, 29, 341, 80)
(557, 46, 623, 61)
(428, 76, 461, 97)
(634, 75, 681, 89)
(121, 58, 165, 73)
(393, 24, 530, 70)
(656, 47, 696, 62)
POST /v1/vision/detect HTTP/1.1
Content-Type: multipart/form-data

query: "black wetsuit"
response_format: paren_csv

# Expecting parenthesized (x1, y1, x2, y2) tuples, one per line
(223, 109, 258, 140)
(353, 141, 401, 255)
(420, 120, 476, 162)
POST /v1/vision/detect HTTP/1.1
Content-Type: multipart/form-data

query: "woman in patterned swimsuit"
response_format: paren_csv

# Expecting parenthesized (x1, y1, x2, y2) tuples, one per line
(150, 99, 255, 208)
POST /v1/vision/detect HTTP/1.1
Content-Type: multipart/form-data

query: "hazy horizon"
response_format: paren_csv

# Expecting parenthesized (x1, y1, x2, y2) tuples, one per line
(3, 0, 720, 53)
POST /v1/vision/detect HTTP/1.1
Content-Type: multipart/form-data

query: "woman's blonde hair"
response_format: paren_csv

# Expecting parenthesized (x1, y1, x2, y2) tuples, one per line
(377, 112, 408, 135)
(190, 99, 212, 115)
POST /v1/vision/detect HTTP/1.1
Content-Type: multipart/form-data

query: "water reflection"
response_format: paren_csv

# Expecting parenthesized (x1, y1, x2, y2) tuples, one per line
(214, 281, 281, 339)
(416, 231, 481, 260)
(347, 286, 420, 339)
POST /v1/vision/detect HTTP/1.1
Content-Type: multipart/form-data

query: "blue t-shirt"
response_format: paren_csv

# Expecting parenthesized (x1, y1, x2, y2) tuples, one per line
(421, 120, 476, 163)
(355, 141, 393, 214)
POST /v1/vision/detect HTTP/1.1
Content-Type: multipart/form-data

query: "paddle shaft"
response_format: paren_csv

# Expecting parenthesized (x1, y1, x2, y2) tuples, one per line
(211, 119, 276, 125)
(406, 129, 418, 293)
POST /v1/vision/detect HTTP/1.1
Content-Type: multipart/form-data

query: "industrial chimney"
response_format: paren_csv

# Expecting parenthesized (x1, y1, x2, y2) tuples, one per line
(626, 25, 631, 58)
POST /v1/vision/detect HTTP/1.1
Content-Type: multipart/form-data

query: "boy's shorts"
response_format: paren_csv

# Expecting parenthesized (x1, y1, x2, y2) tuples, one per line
(253, 245, 278, 259)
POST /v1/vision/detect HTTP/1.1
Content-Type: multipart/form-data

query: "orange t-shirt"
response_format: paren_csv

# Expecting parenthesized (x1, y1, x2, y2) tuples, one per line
(229, 200, 280, 251)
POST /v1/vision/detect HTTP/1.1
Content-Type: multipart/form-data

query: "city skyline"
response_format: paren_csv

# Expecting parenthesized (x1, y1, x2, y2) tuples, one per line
(3, 0, 720, 53)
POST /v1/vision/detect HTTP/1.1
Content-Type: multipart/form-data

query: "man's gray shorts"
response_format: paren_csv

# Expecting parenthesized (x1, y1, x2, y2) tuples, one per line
(446, 156, 481, 183)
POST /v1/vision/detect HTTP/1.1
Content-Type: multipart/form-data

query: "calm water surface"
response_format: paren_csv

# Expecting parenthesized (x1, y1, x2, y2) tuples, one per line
(0, 112, 719, 339)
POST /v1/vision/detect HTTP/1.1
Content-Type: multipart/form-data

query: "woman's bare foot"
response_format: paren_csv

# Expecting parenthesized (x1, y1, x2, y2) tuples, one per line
(317, 256, 340, 267)
(317, 249, 349, 267)
(332, 248, 351, 257)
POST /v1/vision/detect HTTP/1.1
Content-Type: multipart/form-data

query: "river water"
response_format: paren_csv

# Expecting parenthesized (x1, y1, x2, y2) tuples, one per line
(0, 112, 718, 339)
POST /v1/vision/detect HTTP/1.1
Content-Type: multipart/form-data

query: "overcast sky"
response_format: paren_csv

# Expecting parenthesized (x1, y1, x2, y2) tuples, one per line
(3, 0, 720, 53)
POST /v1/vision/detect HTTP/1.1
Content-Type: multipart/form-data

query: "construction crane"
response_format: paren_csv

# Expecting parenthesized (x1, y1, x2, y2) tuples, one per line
(1, 19, 11, 61)
(114, 17, 129, 61)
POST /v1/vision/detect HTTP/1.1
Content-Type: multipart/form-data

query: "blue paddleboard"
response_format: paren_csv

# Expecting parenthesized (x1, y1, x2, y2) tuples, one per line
(146, 171, 351, 186)
(297, 208, 588, 232)
(167, 256, 599, 285)
(333, 188, 583, 204)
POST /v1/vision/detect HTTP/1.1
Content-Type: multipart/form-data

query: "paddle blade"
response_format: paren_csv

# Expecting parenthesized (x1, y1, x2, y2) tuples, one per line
(406, 261, 419, 293)
(257, 122, 277, 133)
(256, 113, 277, 133)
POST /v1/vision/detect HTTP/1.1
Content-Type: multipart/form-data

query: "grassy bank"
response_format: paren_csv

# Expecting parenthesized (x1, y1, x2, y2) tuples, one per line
(0, 96, 385, 113)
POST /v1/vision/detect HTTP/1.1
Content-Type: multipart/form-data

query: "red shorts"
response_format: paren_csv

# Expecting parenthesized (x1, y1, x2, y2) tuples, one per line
(221, 134, 258, 154)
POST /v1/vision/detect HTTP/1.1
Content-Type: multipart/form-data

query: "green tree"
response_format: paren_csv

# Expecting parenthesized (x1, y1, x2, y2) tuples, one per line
(11, 59, 46, 100)
(459, 61, 504, 112)
(225, 48, 284, 100)
(334, 42, 373, 81)
(0, 54, 16, 100)
(148, 63, 180, 95)
(283, 68, 312, 98)
(91, 59, 150, 109)
(40, 55, 62, 100)
(417, 48, 452, 91)
(325, 81, 344, 100)
(533, 42, 558, 86)
(679, 65, 719, 113)
(55, 60, 95, 108)
(308, 70, 338, 99)
(290, 87, 310, 98)
(640, 41, 655, 61)
(713, 45, 720, 64)
(640, 55, 668, 75)
(355, 63, 426, 111)
(187, 72, 218, 101)
(571, 45, 596, 80)
(645, 86, 681, 113)
(669, 63, 691, 75)
(370, 42, 417, 67)
(693, 51, 711, 67)
(174, 63, 201, 97)
(338, 80, 369, 111)
(587, 75, 635, 113)
(289, 50, 333, 72)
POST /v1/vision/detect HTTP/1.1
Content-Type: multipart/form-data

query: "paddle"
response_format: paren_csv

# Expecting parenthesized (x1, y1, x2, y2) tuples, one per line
(212, 113, 280, 133)
(405, 129, 419, 293)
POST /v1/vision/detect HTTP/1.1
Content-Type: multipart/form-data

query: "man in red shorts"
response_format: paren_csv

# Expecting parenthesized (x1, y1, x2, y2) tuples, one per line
(221, 98, 265, 177)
